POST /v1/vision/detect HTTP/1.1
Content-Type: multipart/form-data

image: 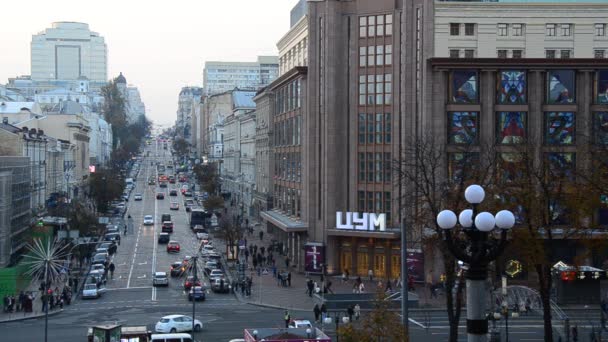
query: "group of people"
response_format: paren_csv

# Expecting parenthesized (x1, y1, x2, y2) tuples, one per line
(39, 285, 71, 312)
(3, 291, 35, 313)
(275, 269, 291, 287)
(235, 276, 253, 297)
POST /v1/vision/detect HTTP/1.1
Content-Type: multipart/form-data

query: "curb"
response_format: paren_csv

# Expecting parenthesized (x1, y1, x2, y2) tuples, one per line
(0, 308, 64, 323)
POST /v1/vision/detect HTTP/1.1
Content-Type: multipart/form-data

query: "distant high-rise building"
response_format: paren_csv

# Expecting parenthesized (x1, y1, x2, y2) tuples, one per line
(31, 22, 107, 83)
(203, 56, 279, 95)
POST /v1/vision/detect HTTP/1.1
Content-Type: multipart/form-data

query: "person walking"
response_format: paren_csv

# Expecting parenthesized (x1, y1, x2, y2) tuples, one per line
(285, 257, 290, 269)
(313, 304, 321, 323)
(368, 269, 374, 282)
(321, 303, 328, 322)
(109, 262, 115, 279)
(287, 272, 292, 287)
(347, 305, 355, 322)
(572, 325, 579, 342)
(354, 303, 361, 320)
(284, 310, 291, 328)
(385, 280, 392, 293)
(307, 279, 314, 297)
(259, 230, 264, 241)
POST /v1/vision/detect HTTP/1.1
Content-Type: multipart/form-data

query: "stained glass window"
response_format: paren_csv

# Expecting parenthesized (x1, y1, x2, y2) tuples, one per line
(448, 112, 478, 144)
(497, 112, 526, 144)
(547, 70, 576, 104)
(498, 153, 524, 183)
(546, 152, 575, 181)
(549, 198, 569, 225)
(596, 70, 608, 104)
(448, 153, 479, 183)
(498, 71, 526, 104)
(451, 70, 478, 103)
(594, 112, 608, 145)
(545, 112, 575, 145)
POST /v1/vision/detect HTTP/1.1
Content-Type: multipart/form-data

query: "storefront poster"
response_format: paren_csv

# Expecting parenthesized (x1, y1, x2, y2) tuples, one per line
(407, 251, 424, 282)
(305, 243, 324, 273)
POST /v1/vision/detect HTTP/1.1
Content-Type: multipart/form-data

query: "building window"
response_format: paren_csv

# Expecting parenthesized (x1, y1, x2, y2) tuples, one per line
(512, 24, 524, 36)
(450, 70, 478, 104)
(359, 46, 366, 67)
(560, 50, 571, 59)
(498, 70, 526, 104)
(546, 24, 556, 37)
(546, 50, 556, 59)
(497, 50, 508, 59)
(359, 17, 367, 38)
(596, 24, 606, 36)
(358, 114, 366, 143)
(449, 49, 460, 58)
(498, 153, 524, 184)
(376, 45, 384, 65)
(497, 112, 526, 144)
(595, 50, 606, 59)
(545, 112, 575, 145)
(512, 50, 523, 59)
(385, 45, 392, 65)
(377, 15, 385, 36)
(465, 23, 475, 36)
(385, 74, 392, 105)
(546, 153, 575, 181)
(384, 153, 391, 183)
(386, 14, 393, 36)
(547, 70, 576, 104)
(594, 112, 608, 145)
(358, 112, 391, 145)
(561, 24, 572, 36)
(448, 153, 479, 183)
(595, 70, 608, 103)
(368, 46, 375, 66)
(448, 112, 479, 145)
(464, 49, 475, 58)
(497, 24, 508, 37)
(368, 16, 375, 37)
(359, 75, 366, 105)
(450, 23, 460, 36)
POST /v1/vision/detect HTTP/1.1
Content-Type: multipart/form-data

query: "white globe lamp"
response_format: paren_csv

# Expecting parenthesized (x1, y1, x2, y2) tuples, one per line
(495, 210, 515, 230)
(459, 209, 473, 228)
(465, 184, 485, 204)
(437, 210, 457, 230)
(475, 212, 496, 232)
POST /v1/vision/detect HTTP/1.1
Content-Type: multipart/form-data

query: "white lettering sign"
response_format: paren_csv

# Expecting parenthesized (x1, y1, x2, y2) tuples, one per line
(336, 212, 386, 231)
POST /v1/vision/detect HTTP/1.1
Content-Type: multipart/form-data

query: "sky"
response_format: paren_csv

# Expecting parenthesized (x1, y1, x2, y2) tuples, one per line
(0, 0, 299, 126)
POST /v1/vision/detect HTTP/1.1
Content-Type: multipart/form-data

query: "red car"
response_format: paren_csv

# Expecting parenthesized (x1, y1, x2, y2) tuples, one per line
(162, 221, 174, 233)
(184, 275, 201, 290)
(167, 241, 180, 253)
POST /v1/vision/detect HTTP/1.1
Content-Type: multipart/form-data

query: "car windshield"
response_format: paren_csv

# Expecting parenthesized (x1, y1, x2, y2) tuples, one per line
(145, 215, 152, 219)
(85, 284, 96, 290)
(159, 318, 170, 323)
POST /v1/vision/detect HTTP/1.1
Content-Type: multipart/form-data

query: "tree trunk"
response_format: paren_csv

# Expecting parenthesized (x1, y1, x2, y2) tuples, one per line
(536, 264, 554, 342)
(444, 253, 461, 342)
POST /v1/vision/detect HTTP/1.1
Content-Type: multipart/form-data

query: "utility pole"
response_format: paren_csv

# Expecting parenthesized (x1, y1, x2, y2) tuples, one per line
(192, 255, 197, 332)
(401, 217, 409, 334)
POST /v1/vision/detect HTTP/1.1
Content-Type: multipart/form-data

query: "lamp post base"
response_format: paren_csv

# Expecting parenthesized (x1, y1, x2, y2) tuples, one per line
(466, 278, 488, 342)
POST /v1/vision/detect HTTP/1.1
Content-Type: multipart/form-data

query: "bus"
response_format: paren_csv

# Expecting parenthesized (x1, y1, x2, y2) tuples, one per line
(190, 208, 207, 229)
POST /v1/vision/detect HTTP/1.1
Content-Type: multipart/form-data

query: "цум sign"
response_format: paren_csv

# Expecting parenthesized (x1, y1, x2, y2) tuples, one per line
(336, 212, 386, 231)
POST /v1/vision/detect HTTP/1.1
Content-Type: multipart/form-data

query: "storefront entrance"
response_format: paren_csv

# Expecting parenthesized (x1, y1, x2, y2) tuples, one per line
(357, 246, 369, 276)
(374, 249, 386, 278)
(340, 249, 352, 275)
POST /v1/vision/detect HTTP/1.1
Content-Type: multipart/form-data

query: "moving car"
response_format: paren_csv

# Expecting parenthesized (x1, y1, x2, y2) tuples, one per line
(207, 269, 224, 280)
(158, 232, 170, 244)
(153, 271, 169, 287)
(184, 190, 193, 197)
(82, 283, 106, 299)
(167, 241, 180, 253)
(288, 319, 313, 329)
(183, 276, 201, 290)
(170, 262, 186, 277)
(155, 314, 202, 333)
(188, 286, 206, 301)
(170, 189, 178, 196)
(144, 215, 154, 225)
(156, 192, 165, 199)
(161, 214, 171, 222)
(170, 201, 179, 210)
(134, 193, 143, 201)
(210, 278, 230, 293)
(161, 221, 174, 233)
(185, 199, 194, 212)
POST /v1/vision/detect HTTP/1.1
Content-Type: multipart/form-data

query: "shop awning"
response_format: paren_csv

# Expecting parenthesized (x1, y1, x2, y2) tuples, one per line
(260, 210, 308, 232)
(326, 228, 401, 239)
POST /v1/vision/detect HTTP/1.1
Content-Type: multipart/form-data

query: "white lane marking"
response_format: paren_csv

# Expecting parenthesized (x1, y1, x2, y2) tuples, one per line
(104, 286, 153, 291)
(126, 224, 142, 288)
(137, 275, 147, 279)
(151, 158, 159, 301)
(138, 261, 148, 265)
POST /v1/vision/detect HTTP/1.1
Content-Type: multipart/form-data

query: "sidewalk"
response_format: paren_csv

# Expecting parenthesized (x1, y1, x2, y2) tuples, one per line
(218, 205, 445, 312)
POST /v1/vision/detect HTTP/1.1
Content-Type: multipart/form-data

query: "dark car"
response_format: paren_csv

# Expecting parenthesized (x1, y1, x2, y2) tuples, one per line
(91, 253, 108, 266)
(99, 242, 117, 255)
(184, 276, 201, 291)
(211, 278, 230, 294)
(156, 192, 165, 199)
(158, 232, 170, 244)
(188, 286, 206, 301)
(170, 261, 186, 277)
(169, 189, 178, 196)
(184, 190, 193, 197)
(161, 214, 171, 222)
(162, 221, 174, 233)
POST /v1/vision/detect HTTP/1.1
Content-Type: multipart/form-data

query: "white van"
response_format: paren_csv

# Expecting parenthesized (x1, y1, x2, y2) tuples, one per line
(150, 333, 193, 342)
(126, 178, 134, 186)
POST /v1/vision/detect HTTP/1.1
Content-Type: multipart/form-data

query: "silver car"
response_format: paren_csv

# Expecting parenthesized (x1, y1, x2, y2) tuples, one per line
(153, 271, 169, 286)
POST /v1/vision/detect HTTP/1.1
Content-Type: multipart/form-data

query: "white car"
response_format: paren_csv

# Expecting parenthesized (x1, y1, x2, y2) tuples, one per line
(153, 271, 169, 287)
(144, 215, 154, 225)
(288, 319, 313, 329)
(82, 283, 106, 299)
(155, 314, 202, 333)
(91, 263, 106, 276)
(208, 269, 224, 280)
(134, 193, 143, 201)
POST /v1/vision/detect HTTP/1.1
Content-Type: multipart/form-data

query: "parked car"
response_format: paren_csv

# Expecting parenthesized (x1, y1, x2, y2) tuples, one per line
(188, 286, 206, 301)
(153, 271, 169, 287)
(207, 269, 224, 280)
(167, 241, 180, 253)
(158, 232, 170, 244)
(82, 283, 106, 299)
(134, 193, 143, 201)
(144, 215, 154, 225)
(91, 253, 108, 265)
(91, 263, 106, 276)
(170, 201, 179, 210)
(204, 261, 218, 275)
(288, 319, 313, 329)
(162, 221, 174, 233)
(156, 192, 165, 199)
(155, 314, 202, 333)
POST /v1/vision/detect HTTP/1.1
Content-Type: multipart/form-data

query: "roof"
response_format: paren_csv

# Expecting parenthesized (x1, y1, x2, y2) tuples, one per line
(0, 122, 22, 134)
(232, 90, 256, 109)
(115, 72, 126, 84)
(47, 100, 84, 114)
(0, 101, 37, 114)
(38, 88, 82, 96)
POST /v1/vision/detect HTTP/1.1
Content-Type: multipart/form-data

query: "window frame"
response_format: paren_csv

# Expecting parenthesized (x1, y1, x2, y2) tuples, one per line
(546, 24, 556, 37)
(497, 23, 508, 37)
(464, 23, 475, 36)
(450, 23, 460, 36)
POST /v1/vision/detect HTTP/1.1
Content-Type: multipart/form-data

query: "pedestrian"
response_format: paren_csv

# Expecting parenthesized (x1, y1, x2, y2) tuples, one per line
(259, 230, 264, 241)
(368, 269, 374, 282)
(116, 234, 121, 245)
(307, 279, 314, 297)
(321, 303, 328, 322)
(124, 224, 127, 235)
(386, 280, 392, 293)
(285, 257, 290, 269)
(572, 325, 578, 342)
(347, 305, 354, 322)
(109, 262, 115, 279)
(342, 271, 347, 283)
(272, 265, 277, 278)
(313, 304, 321, 323)
(359, 282, 365, 293)
(287, 272, 292, 287)
(284, 310, 291, 328)
(345, 269, 350, 281)
(326, 280, 333, 294)
(277, 272, 283, 286)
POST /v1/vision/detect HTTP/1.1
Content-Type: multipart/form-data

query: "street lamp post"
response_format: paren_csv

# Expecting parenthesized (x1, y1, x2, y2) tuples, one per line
(436, 184, 515, 342)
